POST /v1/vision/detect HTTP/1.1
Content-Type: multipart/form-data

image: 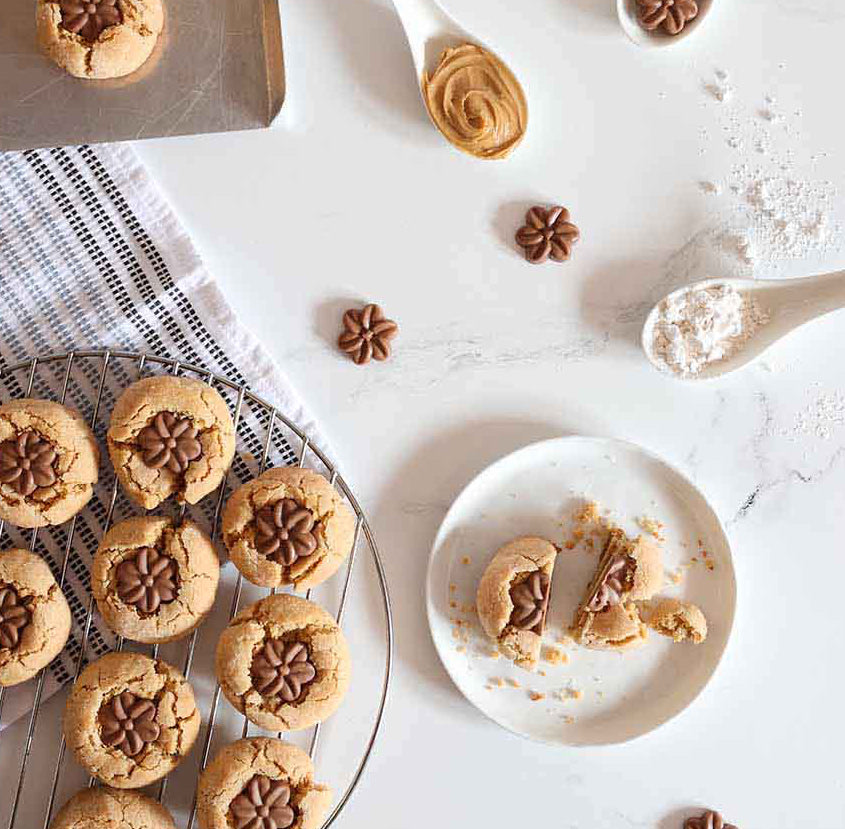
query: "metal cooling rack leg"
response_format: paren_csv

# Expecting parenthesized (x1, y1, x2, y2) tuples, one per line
(4, 352, 112, 829)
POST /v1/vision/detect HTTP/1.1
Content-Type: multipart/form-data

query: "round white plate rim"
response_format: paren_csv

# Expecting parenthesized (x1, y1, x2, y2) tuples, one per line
(425, 434, 737, 747)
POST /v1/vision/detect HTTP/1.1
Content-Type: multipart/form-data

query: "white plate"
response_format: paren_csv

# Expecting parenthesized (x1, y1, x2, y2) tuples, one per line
(426, 436, 736, 746)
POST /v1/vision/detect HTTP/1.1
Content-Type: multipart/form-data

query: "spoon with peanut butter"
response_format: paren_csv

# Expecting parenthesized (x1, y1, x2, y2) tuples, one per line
(390, 0, 528, 160)
(617, 0, 714, 48)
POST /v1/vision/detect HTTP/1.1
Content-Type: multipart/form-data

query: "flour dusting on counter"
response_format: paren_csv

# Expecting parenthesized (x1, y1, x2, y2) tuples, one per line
(651, 283, 769, 376)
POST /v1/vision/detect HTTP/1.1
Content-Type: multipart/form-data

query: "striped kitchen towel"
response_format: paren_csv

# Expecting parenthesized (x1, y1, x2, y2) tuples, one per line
(0, 144, 331, 727)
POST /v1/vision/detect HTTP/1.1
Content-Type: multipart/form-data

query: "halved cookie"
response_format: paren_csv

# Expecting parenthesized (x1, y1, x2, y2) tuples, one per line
(476, 537, 557, 671)
(571, 528, 662, 650)
(649, 598, 708, 643)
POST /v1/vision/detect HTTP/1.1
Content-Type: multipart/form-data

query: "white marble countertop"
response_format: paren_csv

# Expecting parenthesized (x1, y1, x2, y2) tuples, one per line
(15, 0, 845, 826)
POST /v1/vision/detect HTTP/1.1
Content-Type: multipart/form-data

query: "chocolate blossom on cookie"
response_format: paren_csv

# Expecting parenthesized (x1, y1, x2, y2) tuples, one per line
(0, 399, 98, 529)
(0, 548, 71, 687)
(63, 651, 200, 788)
(92, 516, 220, 644)
(196, 737, 331, 829)
(223, 467, 355, 591)
(107, 376, 235, 511)
(216, 593, 350, 732)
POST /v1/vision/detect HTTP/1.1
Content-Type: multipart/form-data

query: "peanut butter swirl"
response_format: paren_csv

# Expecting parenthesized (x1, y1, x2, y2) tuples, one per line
(422, 43, 528, 160)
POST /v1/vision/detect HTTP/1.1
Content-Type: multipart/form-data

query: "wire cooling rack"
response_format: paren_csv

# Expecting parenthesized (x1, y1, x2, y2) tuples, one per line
(0, 349, 393, 829)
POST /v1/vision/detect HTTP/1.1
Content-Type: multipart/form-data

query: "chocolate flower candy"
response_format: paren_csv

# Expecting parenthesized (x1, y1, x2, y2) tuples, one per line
(0, 585, 32, 649)
(137, 412, 203, 473)
(637, 0, 699, 35)
(254, 499, 319, 566)
(509, 571, 550, 633)
(59, 0, 122, 42)
(116, 547, 178, 614)
(515, 206, 580, 264)
(587, 555, 630, 612)
(100, 691, 160, 757)
(684, 810, 738, 829)
(230, 775, 296, 829)
(338, 304, 399, 365)
(251, 640, 317, 702)
(0, 431, 59, 496)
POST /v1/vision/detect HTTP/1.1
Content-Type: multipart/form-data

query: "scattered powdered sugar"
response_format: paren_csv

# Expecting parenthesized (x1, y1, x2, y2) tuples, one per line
(790, 391, 845, 440)
(651, 284, 770, 377)
(691, 70, 841, 277)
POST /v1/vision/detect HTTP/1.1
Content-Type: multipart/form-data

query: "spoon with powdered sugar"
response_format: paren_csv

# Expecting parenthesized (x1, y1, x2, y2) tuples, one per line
(641, 271, 845, 380)
(617, 0, 715, 48)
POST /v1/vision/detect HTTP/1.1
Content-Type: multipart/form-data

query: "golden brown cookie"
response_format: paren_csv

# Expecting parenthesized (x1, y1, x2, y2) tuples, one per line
(196, 737, 332, 829)
(92, 516, 219, 644)
(576, 602, 648, 650)
(49, 787, 176, 829)
(107, 376, 236, 511)
(476, 537, 558, 671)
(649, 598, 708, 643)
(215, 593, 350, 732)
(571, 528, 662, 650)
(0, 548, 72, 687)
(0, 399, 99, 528)
(36, 0, 164, 80)
(222, 467, 356, 591)
(63, 651, 200, 788)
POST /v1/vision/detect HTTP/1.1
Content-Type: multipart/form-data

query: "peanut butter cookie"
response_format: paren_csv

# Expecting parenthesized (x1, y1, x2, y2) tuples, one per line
(222, 467, 355, 591)
(92, 515, 219, 644)
(215, 593, 350, 732)
(649, 598, 708, 643)
(0, 399, 99, 528)
(0, 548, 72, 687)
(50, 787, 176, 829)
(571, 528, 662, 650)
(107, 376, 236, 511)
(63, 651, 200, 788)
(36, 0, 164, 80)
(196, 737, 332, 829)
(476, 537, 558, 671)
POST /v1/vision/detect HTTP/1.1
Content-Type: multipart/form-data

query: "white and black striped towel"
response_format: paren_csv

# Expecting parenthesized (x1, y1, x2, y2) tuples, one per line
(0, 144, 329, 726)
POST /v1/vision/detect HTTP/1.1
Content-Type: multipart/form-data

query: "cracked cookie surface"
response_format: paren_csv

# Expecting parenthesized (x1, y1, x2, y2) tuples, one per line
(0, 399, 99, 529)
(92, 515, 220, 644)
(476, 536, 558, 671)
(36, 0, 164, 80)
(216, 593, 350, 732)
(63, 650, 200, 788)
(0, 548, 72, 687)
(196, 737, 332, 829)
(107, 376, 235, 511)
(49, 786, 176, 829)
(223, 467, 355, 591)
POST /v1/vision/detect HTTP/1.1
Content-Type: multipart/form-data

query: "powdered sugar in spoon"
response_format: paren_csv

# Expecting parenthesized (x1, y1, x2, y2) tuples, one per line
(617, 0, 715, 48)
(642, 271, 845, 380)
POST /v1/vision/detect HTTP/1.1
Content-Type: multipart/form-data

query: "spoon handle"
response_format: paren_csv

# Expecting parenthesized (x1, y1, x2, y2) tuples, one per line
(773, 269, 845, 323)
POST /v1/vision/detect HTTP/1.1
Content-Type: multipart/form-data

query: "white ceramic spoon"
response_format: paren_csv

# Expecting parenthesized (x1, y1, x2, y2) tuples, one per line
(642, 271, 845, 380)
(617, 0, 714, 48)
(389, 0, 475, 85)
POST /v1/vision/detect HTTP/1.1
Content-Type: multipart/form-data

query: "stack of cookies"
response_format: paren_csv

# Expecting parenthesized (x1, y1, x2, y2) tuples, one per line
(0, 373, 357, 829)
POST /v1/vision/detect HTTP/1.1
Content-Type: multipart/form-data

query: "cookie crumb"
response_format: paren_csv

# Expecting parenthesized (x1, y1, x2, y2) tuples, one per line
(449, 600, 458, 609)
(449, 583, 457, 593)
(506, 678, 521, 689)
(529, 691, 545, 702)
(489, 677, 504, 687)
(543, 646, 568, 665)
(461, 556, 472, 565)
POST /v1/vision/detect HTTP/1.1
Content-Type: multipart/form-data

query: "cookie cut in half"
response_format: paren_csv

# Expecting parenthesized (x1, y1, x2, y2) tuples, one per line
(649, 598, 708, 644)
(571, 528, 662, 650)
(476, 536, 557, 671)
